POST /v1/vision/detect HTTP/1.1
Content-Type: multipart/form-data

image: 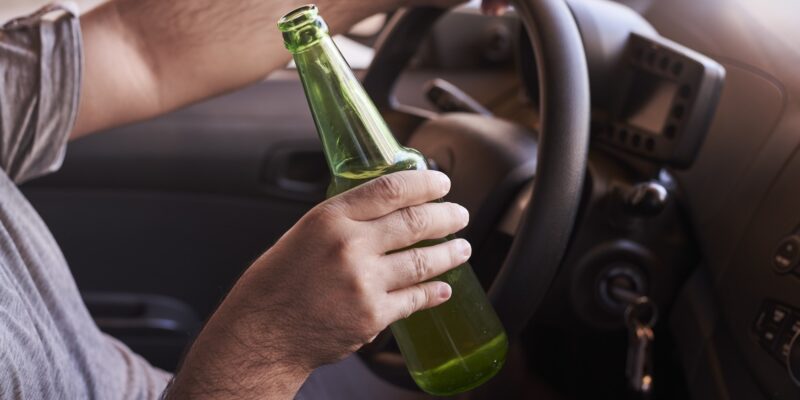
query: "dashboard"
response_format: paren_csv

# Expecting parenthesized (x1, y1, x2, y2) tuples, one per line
(515, 0, 800, 397)
(630, 0, 800, 398)
(391, 1, 800, 397)
(387, 1, 800, 397)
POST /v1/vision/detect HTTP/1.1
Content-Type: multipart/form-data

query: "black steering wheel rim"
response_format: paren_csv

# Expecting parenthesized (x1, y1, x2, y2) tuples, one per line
(361, 0, 590, 388)
(488, 0, 590, 336)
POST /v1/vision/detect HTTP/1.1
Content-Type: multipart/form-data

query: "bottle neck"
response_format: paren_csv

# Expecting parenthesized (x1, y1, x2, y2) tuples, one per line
(280, 6, 404, 178)
(293, 36, 404, 175)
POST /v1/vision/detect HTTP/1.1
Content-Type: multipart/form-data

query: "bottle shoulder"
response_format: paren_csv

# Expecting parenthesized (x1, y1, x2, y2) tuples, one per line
(326, 147, 429, 197)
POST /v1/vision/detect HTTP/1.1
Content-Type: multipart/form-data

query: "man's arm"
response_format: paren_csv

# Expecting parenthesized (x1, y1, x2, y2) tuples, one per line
(72, 0, 460, 138)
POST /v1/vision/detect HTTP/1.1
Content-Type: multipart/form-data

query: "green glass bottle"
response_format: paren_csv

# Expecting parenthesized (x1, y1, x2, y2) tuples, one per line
(278, 5, 508, 396)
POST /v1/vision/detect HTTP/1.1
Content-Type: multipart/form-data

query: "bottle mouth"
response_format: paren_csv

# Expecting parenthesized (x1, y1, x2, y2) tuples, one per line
(277, 4, 319, 33)
(278, 4, 328, 53)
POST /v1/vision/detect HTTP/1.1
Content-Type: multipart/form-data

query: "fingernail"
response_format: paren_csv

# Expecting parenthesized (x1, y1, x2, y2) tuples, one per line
(435, 172, 451, 194)
(438, 283, 452, 300)
(459, 239, 472, 259)
(457, 205, 469, 225)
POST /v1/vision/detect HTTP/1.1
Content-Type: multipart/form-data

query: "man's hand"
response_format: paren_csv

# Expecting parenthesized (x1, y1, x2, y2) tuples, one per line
(482, 0, 511, 15)
(167, 171, 470, 399)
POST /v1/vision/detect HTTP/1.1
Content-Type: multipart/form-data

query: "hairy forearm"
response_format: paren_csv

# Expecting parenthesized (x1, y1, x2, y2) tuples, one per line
(165, 284, 311, 400)
(74, 0, 398, 137)
(114, 0, 387, 105)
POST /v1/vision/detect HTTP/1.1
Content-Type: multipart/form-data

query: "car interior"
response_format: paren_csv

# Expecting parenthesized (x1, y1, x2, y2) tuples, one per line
(6, 0, 800, 398)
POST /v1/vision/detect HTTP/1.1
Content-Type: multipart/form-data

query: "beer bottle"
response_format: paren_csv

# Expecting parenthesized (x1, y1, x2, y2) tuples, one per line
(278, 5, 507, 395)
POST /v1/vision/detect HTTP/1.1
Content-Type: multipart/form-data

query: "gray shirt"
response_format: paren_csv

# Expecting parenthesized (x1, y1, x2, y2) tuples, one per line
(0, 4, 170, 398)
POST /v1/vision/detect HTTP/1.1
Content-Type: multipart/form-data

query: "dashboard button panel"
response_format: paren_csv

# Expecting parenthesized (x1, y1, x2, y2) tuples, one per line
(790, 332, 800, 386)
(774, 235, 800, 274)
(755, 300, 800, 373)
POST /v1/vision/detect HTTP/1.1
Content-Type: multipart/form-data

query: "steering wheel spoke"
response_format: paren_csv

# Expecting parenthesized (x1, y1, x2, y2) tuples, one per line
(379, 104, 437, 144)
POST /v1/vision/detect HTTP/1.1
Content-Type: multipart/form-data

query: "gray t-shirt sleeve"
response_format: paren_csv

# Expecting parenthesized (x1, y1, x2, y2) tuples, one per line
(0, 2, 82, 184)
(0, 4, 171, 399)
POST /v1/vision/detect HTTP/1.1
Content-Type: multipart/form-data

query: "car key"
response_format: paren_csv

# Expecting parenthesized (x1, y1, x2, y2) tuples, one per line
(624, 296, 658, 397)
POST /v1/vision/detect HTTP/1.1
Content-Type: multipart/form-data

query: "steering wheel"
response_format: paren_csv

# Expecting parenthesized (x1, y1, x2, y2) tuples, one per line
(359, 0, 590, 389)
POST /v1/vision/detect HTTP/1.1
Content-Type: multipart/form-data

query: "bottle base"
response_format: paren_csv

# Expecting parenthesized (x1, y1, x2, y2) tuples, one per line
(410, 332, 508, 396)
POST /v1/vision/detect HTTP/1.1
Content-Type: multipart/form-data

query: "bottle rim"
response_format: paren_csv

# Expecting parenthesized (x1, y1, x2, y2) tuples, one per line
(277, 4, 319, 32)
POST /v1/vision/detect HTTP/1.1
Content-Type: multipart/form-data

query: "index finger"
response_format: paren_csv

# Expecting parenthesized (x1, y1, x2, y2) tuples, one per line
(330, 170, 451, 221)
(482, 0, 510, 16)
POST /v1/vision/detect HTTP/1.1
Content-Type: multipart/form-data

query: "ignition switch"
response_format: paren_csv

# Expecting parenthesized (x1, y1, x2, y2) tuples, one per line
(598, 264, 648, 313)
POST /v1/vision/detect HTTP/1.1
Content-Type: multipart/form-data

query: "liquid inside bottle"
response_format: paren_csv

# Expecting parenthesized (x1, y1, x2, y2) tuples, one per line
(278, 5, 507, 395)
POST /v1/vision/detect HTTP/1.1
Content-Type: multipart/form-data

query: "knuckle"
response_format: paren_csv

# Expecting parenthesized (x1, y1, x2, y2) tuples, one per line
(365, 308, 384, 332)
(404, 289, 430, 318)
(403, 295, 419, 320)
(420, 287, 432, 310)
(355, 278, 375, 303)
(408, 248, 430, 282)
(331, 236, 356, 264)
(357, 306, 383, 339)
(400, 207, 428, 234)
(373, 174, 405, 203)
(347, 273, 367, 296)
(310, 202, 342, 226)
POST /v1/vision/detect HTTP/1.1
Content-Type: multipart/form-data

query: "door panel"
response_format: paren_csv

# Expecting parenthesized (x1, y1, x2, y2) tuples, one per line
(23, 75, 326, 322)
